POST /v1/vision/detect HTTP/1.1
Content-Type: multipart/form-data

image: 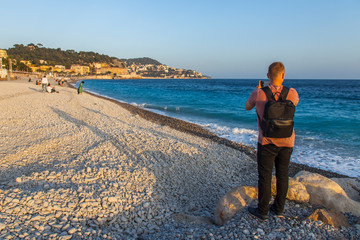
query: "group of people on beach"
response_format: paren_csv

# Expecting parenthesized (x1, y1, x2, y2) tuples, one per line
(34, 75, 84, 95)
(39, 75, 58, 93)
(55, 78, 65, 87)
(35, 75, 69, 93)
(30, 75, 60, 93)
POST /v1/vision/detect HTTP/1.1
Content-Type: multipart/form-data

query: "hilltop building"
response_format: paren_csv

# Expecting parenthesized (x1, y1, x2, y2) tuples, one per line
(27, 45, 36, 51)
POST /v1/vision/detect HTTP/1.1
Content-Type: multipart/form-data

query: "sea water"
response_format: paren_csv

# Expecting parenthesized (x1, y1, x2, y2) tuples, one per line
(76, 79, 360, 178)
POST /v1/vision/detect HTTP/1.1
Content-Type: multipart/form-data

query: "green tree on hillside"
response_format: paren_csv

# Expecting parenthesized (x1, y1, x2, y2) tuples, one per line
(16, 62, 32, 72)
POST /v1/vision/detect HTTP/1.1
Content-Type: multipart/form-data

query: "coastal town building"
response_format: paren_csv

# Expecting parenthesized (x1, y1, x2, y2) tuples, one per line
(0, 69, 7, 78)
(29, 66, 38, 72)
(28, 65, 52, 72)
(20, 60, 32, 66)
(70, 64, 90, 75)
(0, 50, 6, 70)
(94, 63, 110, 68)
(0, 49, 8, 59)
(29, 65, 39, 72)
(91, 62, 128, 76)
(96, 67, 128, 76)
(125, 61, 205, 79)
(0, 50, 8, 78)
(54, 65, 66, 72)
(40, 65, 51, 72)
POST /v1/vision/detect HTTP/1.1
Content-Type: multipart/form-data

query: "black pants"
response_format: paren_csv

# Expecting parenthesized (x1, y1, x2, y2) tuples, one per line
(257, 143, 293, 215)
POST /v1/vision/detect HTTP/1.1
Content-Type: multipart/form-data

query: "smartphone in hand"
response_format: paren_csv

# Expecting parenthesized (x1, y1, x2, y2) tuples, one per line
(259, 81, 269, 88)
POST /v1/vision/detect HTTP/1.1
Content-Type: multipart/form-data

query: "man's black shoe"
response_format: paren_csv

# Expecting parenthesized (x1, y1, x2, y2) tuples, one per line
(248, 207, 268, 221)
(269, 204, 284, 217)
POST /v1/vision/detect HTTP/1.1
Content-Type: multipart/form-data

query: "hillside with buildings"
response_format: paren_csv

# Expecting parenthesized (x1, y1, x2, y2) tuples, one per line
(0, 44, 208, 79)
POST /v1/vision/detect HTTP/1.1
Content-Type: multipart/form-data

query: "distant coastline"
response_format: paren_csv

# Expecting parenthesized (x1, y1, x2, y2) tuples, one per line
(0, 44, 210, 80)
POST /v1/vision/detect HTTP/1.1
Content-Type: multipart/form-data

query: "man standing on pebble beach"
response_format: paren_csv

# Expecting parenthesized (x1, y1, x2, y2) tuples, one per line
(41, 75, 48, 92)
(245, 62, 299, 220)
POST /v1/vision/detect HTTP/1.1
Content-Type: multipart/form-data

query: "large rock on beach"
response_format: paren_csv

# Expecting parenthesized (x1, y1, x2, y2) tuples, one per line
(271, 176, 310, 203)
(214, 186, 258, 225)
(307, 209, 350, 228)
(295, 171, 360, 216)
(331, 178, 360, 202)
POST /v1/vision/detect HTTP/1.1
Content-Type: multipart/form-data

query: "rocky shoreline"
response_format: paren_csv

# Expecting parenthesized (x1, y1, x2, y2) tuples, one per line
(0, 78, 358, 239)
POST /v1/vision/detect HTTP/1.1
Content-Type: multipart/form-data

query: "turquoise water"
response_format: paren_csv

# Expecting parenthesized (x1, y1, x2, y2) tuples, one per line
(76, 79, 360, 177)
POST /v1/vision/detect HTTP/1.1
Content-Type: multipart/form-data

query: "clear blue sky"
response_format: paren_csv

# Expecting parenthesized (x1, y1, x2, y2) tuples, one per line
(1, 0, 359, 79)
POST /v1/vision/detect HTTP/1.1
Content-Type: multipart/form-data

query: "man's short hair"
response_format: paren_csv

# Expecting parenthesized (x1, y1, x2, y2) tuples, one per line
(268, 62, 285, 79)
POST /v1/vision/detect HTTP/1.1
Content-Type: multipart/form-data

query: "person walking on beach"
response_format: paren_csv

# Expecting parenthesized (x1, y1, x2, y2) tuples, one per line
(245, 62, 299, 220)
(41, 75, 48, 92)
(78, 81, 84, 95)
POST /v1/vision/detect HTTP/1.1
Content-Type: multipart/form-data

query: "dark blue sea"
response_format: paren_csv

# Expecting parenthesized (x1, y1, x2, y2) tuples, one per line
(75, 79, 360, 177)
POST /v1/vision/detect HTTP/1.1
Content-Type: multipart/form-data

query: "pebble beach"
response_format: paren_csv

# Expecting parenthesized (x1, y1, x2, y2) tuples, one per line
(0, 78, 359, 239)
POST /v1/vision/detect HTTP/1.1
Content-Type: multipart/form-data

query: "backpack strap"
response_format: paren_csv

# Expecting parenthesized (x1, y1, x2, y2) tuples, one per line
(261, 86, 290, 101)
(279, 86, 290, 101)
(261, 86, 275, 101)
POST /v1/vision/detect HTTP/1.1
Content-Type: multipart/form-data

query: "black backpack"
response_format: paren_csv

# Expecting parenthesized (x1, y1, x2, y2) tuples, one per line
(259, 86, 295, 138)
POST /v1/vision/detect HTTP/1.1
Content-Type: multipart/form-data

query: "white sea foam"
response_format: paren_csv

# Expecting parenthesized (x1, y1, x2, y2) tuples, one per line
(292, 147, 360, 178)
(202, 122, 360, 178)
(200, 123, 258, 147)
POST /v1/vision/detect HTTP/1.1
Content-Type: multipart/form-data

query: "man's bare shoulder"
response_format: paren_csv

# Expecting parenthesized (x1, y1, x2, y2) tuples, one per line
(289, 88, 299, 96)
(288, 88, 299, 105)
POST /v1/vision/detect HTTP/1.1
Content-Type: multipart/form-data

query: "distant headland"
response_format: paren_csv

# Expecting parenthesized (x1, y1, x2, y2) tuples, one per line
(0, 43, 210, 80)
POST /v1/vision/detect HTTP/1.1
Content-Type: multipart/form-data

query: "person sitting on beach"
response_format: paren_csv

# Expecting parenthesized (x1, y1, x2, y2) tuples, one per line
(46, 83, 58, 93)
(245, 62, 299, 220)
